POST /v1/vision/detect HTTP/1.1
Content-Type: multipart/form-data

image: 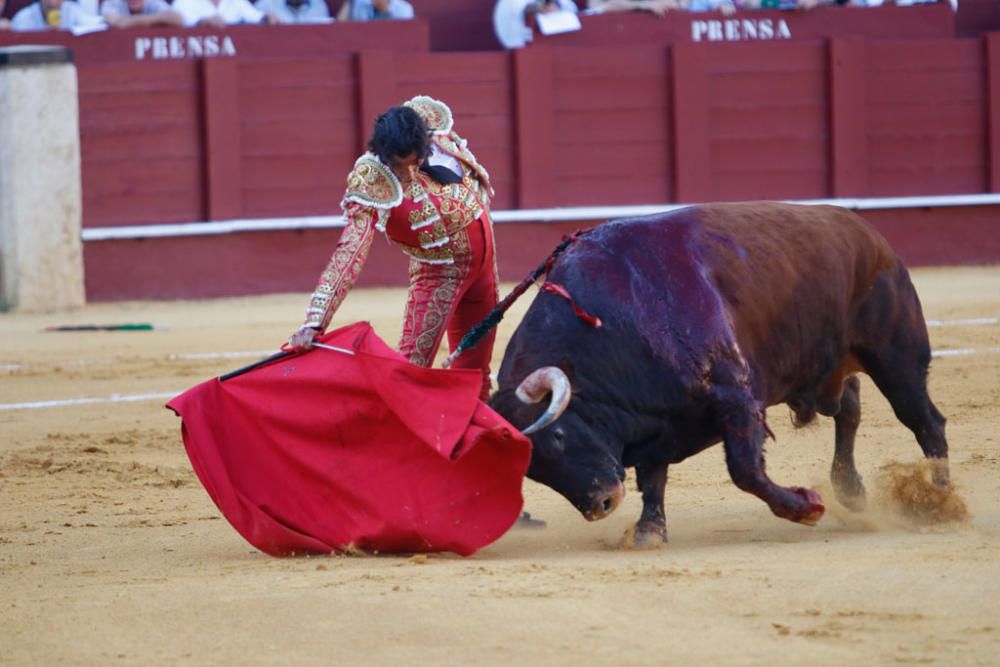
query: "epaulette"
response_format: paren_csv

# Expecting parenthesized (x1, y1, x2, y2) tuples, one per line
(433, 132, 494, 198)
(342, 153, 403, 210)
(404, 95, 453, 135)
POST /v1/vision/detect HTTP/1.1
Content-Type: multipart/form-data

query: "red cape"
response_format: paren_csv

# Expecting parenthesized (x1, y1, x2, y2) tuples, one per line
(167, 322, 531, 557)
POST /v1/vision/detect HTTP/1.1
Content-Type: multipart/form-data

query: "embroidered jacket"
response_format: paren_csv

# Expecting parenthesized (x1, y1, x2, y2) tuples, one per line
(302, 96, 494, 332)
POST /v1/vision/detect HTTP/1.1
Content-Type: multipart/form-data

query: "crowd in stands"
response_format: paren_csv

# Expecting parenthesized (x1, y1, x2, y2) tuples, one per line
(0, 0, 948, 35)
(0, 0, 413, 30)
(494, 0, 947, 47)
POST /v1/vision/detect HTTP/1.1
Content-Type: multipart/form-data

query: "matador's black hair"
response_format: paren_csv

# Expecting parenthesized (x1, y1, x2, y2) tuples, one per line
(367, 106, 430, 167)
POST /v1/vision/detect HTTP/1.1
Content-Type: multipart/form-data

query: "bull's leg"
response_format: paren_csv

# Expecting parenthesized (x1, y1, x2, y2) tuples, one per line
(631, 460, 669, 547)
(831, 375, 866, 511)
(718, 391, 825, 525)
(860, 349, 949, 485)
(853, 272, 949, 485)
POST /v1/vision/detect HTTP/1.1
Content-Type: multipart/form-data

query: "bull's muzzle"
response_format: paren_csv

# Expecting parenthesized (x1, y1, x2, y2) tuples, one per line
(582, 481, 626, 521)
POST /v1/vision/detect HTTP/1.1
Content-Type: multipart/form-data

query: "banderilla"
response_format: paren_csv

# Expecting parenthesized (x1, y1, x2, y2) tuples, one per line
(442, 229, 586, 369)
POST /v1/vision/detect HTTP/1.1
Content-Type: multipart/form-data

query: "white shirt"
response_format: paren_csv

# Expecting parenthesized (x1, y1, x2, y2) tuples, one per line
(255, 0, 331, 22)
(493, 0, 578, 50)
(172, 0, 264, 26)
(427, 143, 463, 179)
(11, 0, 97, 31)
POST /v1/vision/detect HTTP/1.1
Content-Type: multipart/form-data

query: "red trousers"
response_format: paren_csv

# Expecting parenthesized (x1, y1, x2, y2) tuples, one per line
(399, 216, 499, 400)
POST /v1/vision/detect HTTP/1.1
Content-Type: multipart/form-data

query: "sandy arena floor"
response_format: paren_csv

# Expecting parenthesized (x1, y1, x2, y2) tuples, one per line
(2, 266, 999, 665)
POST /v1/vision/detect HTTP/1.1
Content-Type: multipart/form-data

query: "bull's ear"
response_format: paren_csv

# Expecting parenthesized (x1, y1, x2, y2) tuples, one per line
(556, 357, 576, 384)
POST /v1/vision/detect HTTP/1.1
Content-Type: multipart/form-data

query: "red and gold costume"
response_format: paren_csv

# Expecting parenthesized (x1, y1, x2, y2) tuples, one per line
(301, 96, 499, 399)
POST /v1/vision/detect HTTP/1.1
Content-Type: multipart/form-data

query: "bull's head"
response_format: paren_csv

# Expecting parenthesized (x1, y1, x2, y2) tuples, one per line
(496, 366, 626, 521)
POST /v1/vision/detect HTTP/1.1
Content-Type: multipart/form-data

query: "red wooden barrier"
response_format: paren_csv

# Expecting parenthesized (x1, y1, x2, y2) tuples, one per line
(956, 0, 1000, 38)
(830, 37, 868, 197)
(72, 30, 991, 230)
(541, 3, 955, 48)
(0, 21, 430, 62)
(78, 61, 204, 227)
(554, 46, 675, 205)
(866, 38, 988, 195)
(3, 8, 999, 301)
(989, 32, 1000, 193)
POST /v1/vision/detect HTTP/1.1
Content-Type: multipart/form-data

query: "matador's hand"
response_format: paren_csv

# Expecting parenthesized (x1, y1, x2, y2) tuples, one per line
(286, 325, 320, 351)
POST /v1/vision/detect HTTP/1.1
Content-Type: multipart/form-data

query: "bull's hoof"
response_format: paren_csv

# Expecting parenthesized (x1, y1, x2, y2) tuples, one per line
(832, 473, 867, 512)
(619, 522, 668, 550)
(790, 487, 825, 526)
(928, 458, 950, 487)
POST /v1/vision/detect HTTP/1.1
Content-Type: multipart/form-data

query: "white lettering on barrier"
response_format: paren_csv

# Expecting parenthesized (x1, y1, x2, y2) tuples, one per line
(135, 37, 152, 59)
(690, 18, 791, 43)
(134, 35, 237, 60)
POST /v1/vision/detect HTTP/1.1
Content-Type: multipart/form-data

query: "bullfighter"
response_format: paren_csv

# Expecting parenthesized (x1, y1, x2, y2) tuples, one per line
(287, 96, 499, 400)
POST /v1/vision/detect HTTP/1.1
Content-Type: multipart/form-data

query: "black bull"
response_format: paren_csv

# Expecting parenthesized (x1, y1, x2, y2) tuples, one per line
(490, 202, 949, 546)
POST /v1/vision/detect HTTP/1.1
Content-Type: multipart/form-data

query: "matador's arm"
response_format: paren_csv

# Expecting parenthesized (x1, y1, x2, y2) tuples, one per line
(300, 202, 379, 333)
(293, 151, 402, 343)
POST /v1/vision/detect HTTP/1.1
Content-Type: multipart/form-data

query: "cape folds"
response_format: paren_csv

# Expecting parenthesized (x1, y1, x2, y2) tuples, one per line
(167, 322, 531, 557)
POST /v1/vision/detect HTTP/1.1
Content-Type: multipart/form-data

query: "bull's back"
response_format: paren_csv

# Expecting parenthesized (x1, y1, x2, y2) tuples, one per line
(694, 202, 901, 396)
(571, 202, 904, 401)
(695, 202, 897, 308)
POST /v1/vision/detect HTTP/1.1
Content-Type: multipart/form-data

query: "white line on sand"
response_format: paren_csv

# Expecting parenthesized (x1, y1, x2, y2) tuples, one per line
(4, 317, 994, 375)
(170, 350, 277, 361)
(2, 348, 998, 412)
(932, 347, 1000, 358)
(925, 317, 997, 327)
(0, 392, 181, 412)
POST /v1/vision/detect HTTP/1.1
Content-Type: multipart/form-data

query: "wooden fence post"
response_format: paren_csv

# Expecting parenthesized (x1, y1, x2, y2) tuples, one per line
(829, 37, 868, 198)
(987, 33, 1000, 193)
(513, 46, 555, 209)
(356, 50, 398, 155)
(201, 58, 242, 222)
(671, 42, 711, 204)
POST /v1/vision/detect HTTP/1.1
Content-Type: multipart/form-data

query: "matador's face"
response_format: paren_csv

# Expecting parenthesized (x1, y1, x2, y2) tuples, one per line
(388, 151, 422, 187)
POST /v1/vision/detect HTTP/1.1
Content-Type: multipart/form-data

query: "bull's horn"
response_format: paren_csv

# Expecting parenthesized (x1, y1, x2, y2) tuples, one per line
(516, 366, 571, 435)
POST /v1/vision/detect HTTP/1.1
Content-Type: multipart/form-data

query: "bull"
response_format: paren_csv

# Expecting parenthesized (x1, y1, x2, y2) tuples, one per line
(491, 202, 949, 546)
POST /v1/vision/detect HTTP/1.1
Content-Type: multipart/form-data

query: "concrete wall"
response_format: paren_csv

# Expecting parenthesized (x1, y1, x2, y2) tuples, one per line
(0, 47, 84, 313)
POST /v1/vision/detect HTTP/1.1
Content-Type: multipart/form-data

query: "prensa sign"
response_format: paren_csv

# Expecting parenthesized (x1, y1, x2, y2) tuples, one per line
(691, 18, 792, 42)
(134, 35, 237, 60)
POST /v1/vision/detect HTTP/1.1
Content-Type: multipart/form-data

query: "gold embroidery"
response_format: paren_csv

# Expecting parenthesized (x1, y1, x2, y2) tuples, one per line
(303, 203, 377, 331)
(344, 154, 402, 210)
(404, 95, 453, 135)
(409, 199, 439, 230)
(400, 251, 464, 367)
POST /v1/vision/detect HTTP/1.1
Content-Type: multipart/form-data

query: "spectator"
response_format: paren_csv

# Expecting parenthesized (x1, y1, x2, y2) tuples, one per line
(740, 0, 829, 8)
(11, 0, 99, 30)
(0, 0, 11, 30)
(101, 0, 183, 27)
(587, 0, 681, 16)
(494, 0, 578, 49)
(255, 0, 331, 23)
(686, 0, 737, 11)
(335, 0, 413, 21)
(172, 0, 280, 26)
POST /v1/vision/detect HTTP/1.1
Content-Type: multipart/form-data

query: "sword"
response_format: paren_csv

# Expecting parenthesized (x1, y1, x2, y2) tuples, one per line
(218, 350, 293, 382)
(217, 342, 355, 382)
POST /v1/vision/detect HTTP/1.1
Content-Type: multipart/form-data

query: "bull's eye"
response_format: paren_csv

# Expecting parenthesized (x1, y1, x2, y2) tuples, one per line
(549, 426, 567, 455)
